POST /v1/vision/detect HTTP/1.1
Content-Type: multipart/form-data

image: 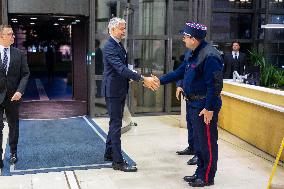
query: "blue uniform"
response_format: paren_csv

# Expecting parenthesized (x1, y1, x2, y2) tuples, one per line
(102, 37, 141, 163)
(160, 40, 223, 183)
(176, 51, 196, 152)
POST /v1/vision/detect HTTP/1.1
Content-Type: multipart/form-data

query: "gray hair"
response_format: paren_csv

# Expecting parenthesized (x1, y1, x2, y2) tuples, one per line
(108, 17, 126, 32)
(0, 25, 12, 33)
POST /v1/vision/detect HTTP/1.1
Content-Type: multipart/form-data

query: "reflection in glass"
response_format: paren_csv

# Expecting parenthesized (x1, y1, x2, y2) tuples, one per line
(269, 0, 284, 10)
(171, 39, 187, 111)
(258, 14, 265, 39)
(172, 0, 189, 34)
(214, 0, 253, 9)
(130, 0, 167, 35)
(211, 13, 252, 40)
(130, 40, 166, 113)
(265, 15, 284, 40)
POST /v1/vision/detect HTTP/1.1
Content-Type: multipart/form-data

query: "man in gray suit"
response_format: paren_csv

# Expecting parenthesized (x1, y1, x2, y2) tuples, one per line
(0, 25, 30, 172)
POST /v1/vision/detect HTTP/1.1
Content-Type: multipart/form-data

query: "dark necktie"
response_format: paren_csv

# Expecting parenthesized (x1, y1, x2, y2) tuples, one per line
(3, 48, 8, 73)
(234, 52, 238, 60)
(119, 42, 126, 53)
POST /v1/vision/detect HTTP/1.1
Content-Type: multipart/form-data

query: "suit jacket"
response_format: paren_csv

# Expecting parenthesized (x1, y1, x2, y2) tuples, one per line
(0, 47, 30, 104)
(223, 52, 247, 79)
(102, 37, 141, 98)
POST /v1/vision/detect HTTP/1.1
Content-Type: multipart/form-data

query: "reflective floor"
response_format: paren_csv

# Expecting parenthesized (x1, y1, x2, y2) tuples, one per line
(1, 115, 284, 189)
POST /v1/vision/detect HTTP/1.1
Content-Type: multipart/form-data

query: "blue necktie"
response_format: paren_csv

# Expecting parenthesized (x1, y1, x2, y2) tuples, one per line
(3, 48, 8, 73)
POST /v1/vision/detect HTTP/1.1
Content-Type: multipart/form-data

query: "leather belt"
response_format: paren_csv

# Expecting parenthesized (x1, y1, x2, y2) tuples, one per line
(184, 94, 206, 101)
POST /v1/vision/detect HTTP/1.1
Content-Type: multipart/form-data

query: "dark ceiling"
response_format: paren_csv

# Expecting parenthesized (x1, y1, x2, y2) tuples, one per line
(8, 14, 85, 27)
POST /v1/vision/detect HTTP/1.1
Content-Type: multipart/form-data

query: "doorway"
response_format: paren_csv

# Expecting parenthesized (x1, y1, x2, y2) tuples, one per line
(9, 14, 88, 119)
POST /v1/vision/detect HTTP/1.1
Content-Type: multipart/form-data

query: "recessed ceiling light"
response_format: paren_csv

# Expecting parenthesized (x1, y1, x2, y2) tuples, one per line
(30, 17, 37, 20)
(54, 23, 59, 26)
(30, 22, 35, 25)
(71, 22, 77, 24)
(12, 20, 18, 23)
(11, 18, 17, 21)
(75, 19, 80, 22)
(58, 18, 65, 21)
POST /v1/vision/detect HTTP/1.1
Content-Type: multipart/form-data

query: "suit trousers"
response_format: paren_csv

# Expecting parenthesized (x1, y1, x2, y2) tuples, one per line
(0, 96, 20, 157)
(105, 96, 126, 163)
(186, 101, 195, 150)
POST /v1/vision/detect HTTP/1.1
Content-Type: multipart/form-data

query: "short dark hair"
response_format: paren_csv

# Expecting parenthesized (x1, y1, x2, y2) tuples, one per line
(0, 25, 12, 33)
(231, 41, 241, 47)
(95, 39, 100, 48)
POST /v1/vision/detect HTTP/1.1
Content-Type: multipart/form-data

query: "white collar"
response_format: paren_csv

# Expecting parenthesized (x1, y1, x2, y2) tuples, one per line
(0, 45, 10, 52)
(110, 35, 121, 44)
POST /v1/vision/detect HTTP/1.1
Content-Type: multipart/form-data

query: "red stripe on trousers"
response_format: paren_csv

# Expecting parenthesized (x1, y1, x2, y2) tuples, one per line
(205, 123, 213, 183)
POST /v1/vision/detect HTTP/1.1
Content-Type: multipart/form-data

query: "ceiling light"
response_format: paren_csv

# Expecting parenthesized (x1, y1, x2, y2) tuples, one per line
(11, 18, 17, 21)
(75, 19, 80, 22)
(58, 18, 65, 21)
(30, 17, 37, 20)
(30, 23, 35, 25)
(71, 22, 77, 24)
(261, 24, 284, 28)
(54, 23, 59, 26)
(12, 20, 18, 23)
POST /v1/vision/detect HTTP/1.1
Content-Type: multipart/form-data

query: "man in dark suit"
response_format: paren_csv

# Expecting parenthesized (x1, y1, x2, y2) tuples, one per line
(0, 25, 30, 172)
(102, 17, 158, 172)
(223, 41, 247, 79)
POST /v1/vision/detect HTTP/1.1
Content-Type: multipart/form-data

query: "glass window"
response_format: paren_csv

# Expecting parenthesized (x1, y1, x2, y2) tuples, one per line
(269, 0, 284, 10)
(95, 0, 127, 33)
(171, 39, 187, 111)
(129, 40, 166, 113)
(257, 14, 265, 39)
(259, 0, 266, 8)
(214, 0, 253, 9)
(264, 43, 284, 67)
(264, 43, 279, 54)
(212, 42, 252, 56)
(264, 15, 284, 40)
(172, 0, 189, 34)
(279, 43, 284, 54)
(129, 0, 167, 35)
(211, 13, 253, 40)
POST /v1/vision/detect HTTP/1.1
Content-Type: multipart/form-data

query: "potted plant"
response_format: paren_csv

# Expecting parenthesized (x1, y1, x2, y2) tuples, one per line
(249, 49, 284, 89)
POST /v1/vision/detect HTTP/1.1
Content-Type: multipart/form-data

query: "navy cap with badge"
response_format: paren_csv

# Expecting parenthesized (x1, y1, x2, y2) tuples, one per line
(179, 22, 207, 40)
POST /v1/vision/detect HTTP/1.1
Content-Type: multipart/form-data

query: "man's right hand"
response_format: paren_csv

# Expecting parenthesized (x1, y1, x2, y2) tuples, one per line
(176, 87, 184, 101)
(142, 76, 160, 91)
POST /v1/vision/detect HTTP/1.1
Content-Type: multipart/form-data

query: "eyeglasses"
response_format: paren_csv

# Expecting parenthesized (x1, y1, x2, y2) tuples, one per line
(2, 32, 15, 37)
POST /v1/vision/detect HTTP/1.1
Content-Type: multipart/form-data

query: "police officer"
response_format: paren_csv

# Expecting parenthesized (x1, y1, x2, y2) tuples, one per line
(175, 51, 199, 166)
(154, 21, 223, 187)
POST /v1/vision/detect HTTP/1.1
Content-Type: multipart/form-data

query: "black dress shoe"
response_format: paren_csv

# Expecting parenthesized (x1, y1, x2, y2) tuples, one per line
(188, 178, 214, 187)
(104, 155, 113, 161)
(9, 153, 18, 164)
(112, 161, 137, 172)
(187, 155, 198, 165)
(183, 174, 197, 182)
(176, 147, 194, 155)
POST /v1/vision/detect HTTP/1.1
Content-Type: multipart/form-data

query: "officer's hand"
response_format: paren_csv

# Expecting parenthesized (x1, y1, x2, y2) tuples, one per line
(143, 76, 160, 91)
(199, 108, 214, 125)
(176, 87, 183, 101)
(11, 92, 22, 101)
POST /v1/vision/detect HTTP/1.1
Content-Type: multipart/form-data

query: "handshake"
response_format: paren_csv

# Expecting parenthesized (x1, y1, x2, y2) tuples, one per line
(142, 74, 160, 91)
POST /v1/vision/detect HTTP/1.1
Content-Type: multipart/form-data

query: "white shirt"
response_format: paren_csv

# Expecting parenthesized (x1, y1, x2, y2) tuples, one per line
(0, 45, 11, 73)
(232, 51, 239, 59)
(110, 35, 121, 44)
